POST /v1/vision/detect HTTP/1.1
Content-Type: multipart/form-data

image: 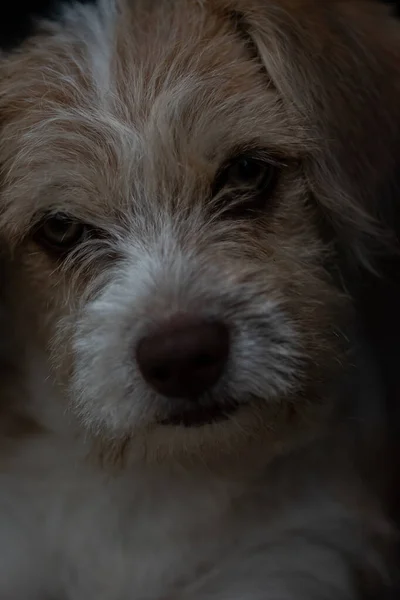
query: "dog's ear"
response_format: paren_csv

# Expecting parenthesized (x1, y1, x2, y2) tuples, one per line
(220, 0, 400, 272)
(221, 1, 400, 496)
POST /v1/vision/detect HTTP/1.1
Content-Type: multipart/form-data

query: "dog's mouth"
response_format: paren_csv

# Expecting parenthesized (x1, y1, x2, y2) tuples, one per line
(160, 402, 239, 428)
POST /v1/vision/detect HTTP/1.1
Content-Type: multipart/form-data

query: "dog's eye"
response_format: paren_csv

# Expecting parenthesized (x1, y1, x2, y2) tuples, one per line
(213, 154, 278, 216)
(223, 156, 273, 189)
(35, 214, 88, 253)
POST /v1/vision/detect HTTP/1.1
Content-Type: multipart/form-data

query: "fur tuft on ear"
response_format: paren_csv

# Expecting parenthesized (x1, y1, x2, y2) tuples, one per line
(219, 0, 400, 273)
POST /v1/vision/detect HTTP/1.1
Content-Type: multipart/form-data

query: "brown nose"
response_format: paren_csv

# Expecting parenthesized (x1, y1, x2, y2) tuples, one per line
(136, 317, 229, 398)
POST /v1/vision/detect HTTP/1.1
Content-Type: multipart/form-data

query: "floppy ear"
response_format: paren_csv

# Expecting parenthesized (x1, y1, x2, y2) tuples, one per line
(220, 0, 400, 272)
(221, 0, 400, 509)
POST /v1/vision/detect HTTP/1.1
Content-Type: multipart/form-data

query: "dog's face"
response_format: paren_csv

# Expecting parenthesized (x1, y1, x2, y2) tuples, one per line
(0, 0, 399, 460)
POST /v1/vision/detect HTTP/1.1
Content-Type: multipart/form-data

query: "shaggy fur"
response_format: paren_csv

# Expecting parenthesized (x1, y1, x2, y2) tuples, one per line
(0, 0, 399, 598)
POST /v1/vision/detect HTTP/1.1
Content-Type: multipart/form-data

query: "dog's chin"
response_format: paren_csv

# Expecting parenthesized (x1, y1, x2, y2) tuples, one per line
(89, 402, 266, 470)
(159, 401, 240, 428)
(87, 397, 319, 472)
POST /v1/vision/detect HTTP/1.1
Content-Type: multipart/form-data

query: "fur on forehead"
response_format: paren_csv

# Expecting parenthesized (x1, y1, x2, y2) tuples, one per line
(0, 0, 399, 269)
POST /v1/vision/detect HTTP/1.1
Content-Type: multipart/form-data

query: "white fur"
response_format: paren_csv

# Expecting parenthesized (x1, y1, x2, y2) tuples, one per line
(69, 229, 300, 437)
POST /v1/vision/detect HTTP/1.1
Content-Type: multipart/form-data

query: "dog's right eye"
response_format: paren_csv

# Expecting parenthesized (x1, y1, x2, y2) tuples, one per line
(212, 152, 280, 218)
(34, 214, 88, 253)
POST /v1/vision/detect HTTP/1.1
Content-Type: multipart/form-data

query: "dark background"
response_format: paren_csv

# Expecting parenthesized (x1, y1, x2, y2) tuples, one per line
(0, 0, 94, 49)
(0, 0, 399, 50)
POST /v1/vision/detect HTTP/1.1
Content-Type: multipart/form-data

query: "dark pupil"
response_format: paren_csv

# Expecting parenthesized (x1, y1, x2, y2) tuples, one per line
(231, 158, 264, 185)
(43, 216, 82, 245)
(52, 218, 71, 235)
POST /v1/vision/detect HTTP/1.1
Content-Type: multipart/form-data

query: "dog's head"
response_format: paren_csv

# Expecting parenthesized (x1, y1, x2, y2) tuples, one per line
(0, 0, 399, 462)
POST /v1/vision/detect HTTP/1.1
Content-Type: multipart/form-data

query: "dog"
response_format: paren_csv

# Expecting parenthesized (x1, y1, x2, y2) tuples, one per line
(0, 0, 399, 598)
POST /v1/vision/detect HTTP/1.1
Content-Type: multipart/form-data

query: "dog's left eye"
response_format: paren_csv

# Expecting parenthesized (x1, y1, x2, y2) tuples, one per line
(213, 153, 279, 215)
(34, 214, 88, 253)
(223, 156, 272, 189)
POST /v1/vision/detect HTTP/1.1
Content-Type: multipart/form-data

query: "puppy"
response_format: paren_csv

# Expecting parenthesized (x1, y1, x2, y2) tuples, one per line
(0, 0, 399, 598)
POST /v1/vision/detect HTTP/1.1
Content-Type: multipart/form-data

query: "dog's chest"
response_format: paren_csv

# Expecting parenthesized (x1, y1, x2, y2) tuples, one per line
(58, 477, 233, 598)
(0, 443, 241, 600)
